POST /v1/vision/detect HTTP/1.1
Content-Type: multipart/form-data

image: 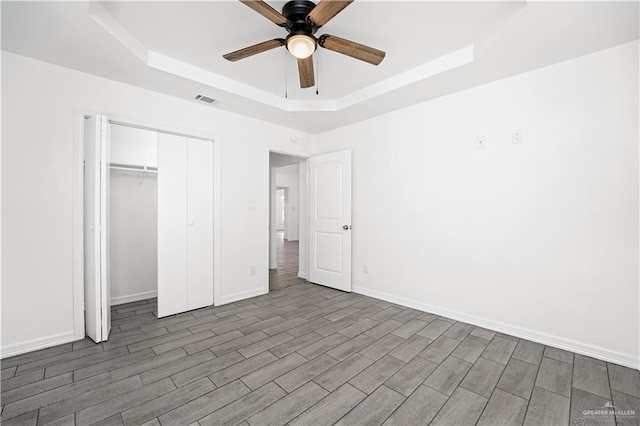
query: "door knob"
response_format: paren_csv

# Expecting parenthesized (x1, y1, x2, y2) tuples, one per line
(343, 225, 351, 230)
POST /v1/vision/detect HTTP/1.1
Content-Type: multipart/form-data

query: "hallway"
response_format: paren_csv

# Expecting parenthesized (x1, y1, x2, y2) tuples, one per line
(269, 231, 305, 290)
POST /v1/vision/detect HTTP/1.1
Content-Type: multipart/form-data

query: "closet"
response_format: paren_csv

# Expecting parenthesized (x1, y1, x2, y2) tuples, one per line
(84, 117, 215, 343)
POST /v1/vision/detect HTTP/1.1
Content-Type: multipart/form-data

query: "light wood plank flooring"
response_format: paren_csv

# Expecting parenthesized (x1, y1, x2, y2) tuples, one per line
(2, 285, 639, 425)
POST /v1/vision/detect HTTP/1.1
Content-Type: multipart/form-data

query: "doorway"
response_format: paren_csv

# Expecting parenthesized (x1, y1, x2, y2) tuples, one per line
(267, 149, 354, 294)
(269, 152, 306, 290)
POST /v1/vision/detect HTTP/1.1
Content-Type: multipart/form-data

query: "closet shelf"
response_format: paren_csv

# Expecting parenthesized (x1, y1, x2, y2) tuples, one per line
(110, 163, 158, 173)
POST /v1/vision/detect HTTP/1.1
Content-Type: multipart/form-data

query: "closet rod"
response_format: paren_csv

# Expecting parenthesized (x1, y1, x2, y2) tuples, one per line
(83, 116, 212, 143)
(108, 120, 212, 143)
(109, 163, 158, 173)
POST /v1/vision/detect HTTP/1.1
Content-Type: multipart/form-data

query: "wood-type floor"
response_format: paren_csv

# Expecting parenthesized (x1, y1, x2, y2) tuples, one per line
(269, 231, 305, 291)
(2, 286, 639, 425)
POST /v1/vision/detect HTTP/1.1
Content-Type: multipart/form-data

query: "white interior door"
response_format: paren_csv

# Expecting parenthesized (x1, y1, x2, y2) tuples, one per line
(309, 149, 352, 292)
(84, 115, 111, 342)
(187, 138, 214, 310)
(157, 133, 188, 317)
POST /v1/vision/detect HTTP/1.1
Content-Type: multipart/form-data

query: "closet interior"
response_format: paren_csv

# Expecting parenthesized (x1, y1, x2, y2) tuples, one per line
(109, 124, 159, 306)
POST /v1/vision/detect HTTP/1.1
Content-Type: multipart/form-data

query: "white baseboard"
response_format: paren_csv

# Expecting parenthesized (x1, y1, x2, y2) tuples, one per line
(353, 285, 639, 370)
(1, 331, 77, 359)
(297, 271, 308, 280)
(218, 288, 267, 306)
(269, 264, 278, 270)
(111, 290, 157, 306)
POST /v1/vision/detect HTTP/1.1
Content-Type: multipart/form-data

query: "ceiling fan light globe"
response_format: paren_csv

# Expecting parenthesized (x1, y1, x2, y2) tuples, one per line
(287, 34, 316, 59)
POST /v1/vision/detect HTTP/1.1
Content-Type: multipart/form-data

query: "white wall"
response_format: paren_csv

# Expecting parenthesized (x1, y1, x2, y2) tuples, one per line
(1, 51, 313, 356)
(110, 124, 158, 168)
(275, 189, 285, 231)
(276, 164, 299, 241)
(315, 41, 639, 368)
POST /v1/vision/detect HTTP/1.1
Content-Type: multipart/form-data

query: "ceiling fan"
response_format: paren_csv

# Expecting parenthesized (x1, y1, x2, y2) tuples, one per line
(223, 0, 385, 89)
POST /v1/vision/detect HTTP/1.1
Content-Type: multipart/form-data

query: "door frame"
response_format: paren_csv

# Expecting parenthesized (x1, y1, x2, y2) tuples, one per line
(71, 109, 222, 340)
(267, 148, 310, 294)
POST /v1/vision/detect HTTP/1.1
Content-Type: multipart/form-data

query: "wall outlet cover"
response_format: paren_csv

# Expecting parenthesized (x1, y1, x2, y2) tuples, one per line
(512, 130, 523, 144)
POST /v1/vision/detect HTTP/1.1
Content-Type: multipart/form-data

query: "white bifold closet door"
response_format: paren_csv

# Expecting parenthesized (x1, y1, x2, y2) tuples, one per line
(187, 138, 215, 309)
(84, 115, 112, 342)
(157, 133, 214, 317)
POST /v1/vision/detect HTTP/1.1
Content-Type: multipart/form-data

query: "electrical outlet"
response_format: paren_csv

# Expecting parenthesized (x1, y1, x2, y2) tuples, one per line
(249, 265, 256, 275)
(363, 264, 369, 274)
(512, 130, 523, 144)
(476, 136, 487, 150)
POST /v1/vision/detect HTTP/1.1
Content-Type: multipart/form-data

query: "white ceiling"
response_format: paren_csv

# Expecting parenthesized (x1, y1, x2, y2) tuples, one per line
(100, 1, 524, 99)
(2, 1, 638, 134)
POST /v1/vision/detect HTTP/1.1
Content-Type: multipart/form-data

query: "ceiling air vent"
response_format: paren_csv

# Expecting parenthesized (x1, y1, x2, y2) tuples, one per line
(195, 94, 218, 105)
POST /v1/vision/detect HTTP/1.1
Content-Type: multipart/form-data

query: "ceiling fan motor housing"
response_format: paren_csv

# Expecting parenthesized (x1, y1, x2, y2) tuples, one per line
(283, 0, 318, 34)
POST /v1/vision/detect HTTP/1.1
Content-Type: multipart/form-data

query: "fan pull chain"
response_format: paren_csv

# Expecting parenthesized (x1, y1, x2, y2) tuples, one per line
(284, 51, 288, 99)
(316, 58, 320, 95)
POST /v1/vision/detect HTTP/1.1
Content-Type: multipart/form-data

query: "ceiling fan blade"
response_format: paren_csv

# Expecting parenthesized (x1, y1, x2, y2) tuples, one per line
(223, 39, 285, 62)
(319, 34, 385, 65)
(239, 0, 290, 27)
(307, 0, 353, 28)
(298, 56, 315, 88)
